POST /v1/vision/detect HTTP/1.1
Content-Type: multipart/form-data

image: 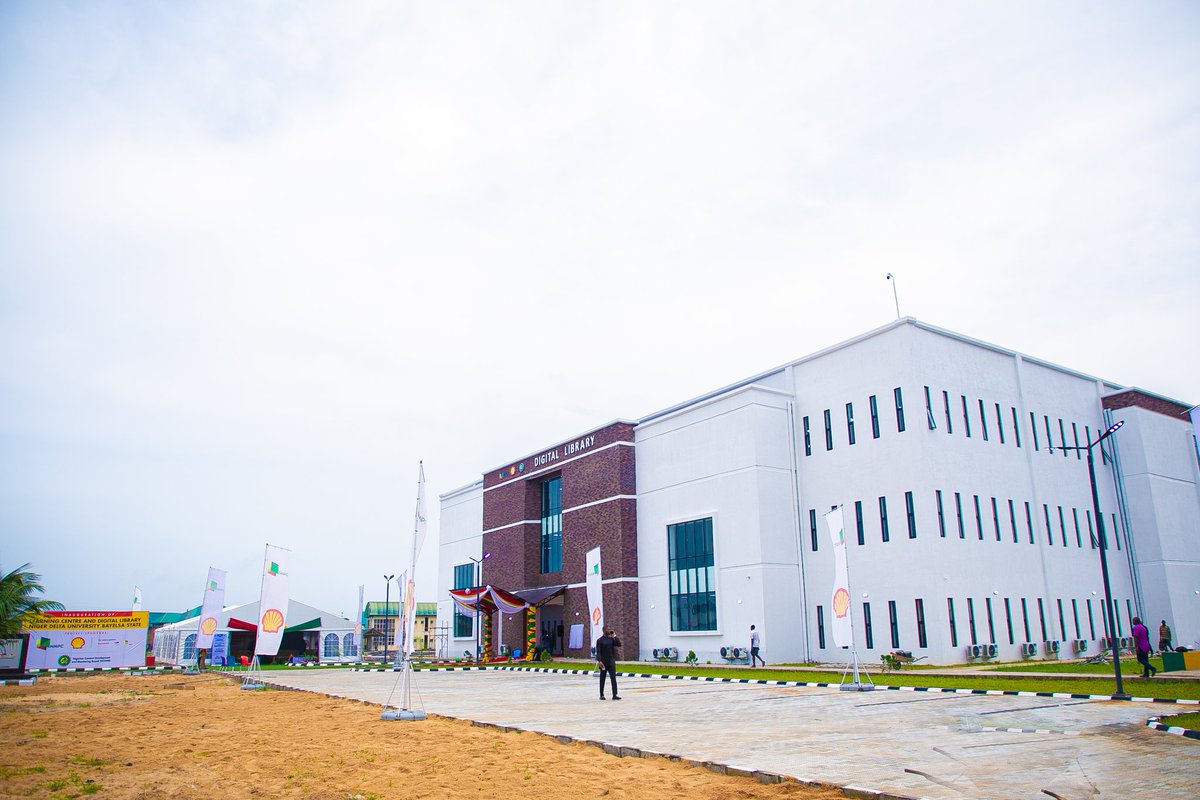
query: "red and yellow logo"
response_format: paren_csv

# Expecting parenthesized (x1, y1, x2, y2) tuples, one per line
(261, 608, 285, 633)
(70, 637, 86, 649)
(832, 588, 850, 619)
(200, 617, 218, 636)
(592, 607, 602, 626)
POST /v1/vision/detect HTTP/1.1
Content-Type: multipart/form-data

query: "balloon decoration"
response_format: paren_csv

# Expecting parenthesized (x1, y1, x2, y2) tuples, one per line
(482, 611, 492, 660)
(525, 608, 537, 660)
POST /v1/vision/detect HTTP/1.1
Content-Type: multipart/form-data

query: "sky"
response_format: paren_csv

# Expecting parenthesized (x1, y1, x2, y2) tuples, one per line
(1, 2, 1197, 619)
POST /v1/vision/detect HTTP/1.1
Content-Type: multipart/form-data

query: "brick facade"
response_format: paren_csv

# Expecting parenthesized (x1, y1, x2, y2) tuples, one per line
(1101, 389, 1192, 421)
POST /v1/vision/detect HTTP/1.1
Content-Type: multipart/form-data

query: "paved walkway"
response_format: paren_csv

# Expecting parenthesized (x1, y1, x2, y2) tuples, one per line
(262, 667, 1199, 800)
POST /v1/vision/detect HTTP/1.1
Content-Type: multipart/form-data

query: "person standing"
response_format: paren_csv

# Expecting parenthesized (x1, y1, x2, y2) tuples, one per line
(1131, 617, 1157, 678)
(1158, 620, 1173, 654)
(596, 627, 621, 700)
(750, 624, 765, 667)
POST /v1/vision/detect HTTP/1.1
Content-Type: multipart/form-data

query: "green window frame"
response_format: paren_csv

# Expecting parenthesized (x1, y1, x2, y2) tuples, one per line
(668, 517, 717, 632)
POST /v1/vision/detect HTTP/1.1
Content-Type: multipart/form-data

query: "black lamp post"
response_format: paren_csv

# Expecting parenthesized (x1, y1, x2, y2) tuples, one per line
(383, 574, 395, 659)
(468, 552, 491, 661)
(1057, 419, 1128, 699)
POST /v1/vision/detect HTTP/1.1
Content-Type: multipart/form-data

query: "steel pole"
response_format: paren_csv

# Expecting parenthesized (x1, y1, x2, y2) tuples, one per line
(1088, 446, 1127, 699)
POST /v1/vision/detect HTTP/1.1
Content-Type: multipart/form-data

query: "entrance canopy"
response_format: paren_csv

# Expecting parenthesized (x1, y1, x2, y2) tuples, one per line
(448, 584, 567, 616)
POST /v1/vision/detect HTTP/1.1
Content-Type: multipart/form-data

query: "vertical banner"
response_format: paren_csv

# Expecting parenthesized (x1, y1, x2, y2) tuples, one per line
(254, 545, 290, 656)
(824, 506, 853, 648)
(402, 463, 428, 661)
(132, 587, 142, 612)
(585, 547, 604, 649)
(355, 584, 364, 658)
(197, 567, 227, 650)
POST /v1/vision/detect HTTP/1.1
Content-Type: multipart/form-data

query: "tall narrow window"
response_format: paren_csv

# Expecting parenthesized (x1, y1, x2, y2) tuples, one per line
(1056, 599, 1066, 641)
(879, 496, 890, 542)
(1072, 422, 1081, 460)
(816, 605, 825, 649)
(453, 563, 475, 637)
(955, 493, 965, 538)
(1030, 411, 1040, 451)
(962, 395, 972, 437)
(985, 597, 996, 643)
(936, 490, 946, 538)
(802, 415, 811, 457)
(863, 602, 874, 649)
(888, 600, 900, 648)
(667, 517, 716, 631)
(1086, 599, 1096, 639)
(943, 391, 954, 433)
(894, 387, 906, 432)
(1127, 600, 1134, 635)
(1021, 598, 1031, 642)
(855, 500, 865, 546)
(1003, 598, 1014, 644)
(1011, 407, 1022, 447)
(540, 477, 563, 573)
(1072, 508, 1082, 548)
(991, 497, 1001, 541)
(924, 386, 936, 430)
(979, 399, 989, 441)
(905, 491, 917, 539)
(1072, 599, 1081, 639)
(995, 403, 1006, 444)
(1008, 499, 1018, 543)
(1057, 505, 1067, 547)
(973, 495, 983, 540)
(1043, 504, 1053, 545)
(869, 395, 880, 439)
(1025, 501, 1034, 544)
(1116, 603, 1125, 637)
(1058, 418, 1068, 458)
(947, 598, 958, 647)
(1087, 510, 1096, 549)
(967, 598, 978, 645)
(1112, 513, 1121, 551)
(810, 509, 818, 552)
(1044, 415, 1054, 453)
(915, 599, 927, 648)
(1037, 598, 1048, 641)
(846, 402, 856, 445)
(824, 409, 833, 451)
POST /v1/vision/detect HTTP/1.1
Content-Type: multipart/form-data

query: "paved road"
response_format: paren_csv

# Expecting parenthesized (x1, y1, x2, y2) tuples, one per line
(261, 668, 1198, 799)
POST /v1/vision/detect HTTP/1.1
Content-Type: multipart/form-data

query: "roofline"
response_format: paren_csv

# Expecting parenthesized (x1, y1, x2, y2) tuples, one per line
(480, 419, 638, 476)
(439, 478, 483, 502)
(1100, 385, 1195, 411)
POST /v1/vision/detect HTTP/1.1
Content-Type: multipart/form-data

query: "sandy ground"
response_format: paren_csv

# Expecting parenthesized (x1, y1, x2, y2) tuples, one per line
(0, 673, 852, 800)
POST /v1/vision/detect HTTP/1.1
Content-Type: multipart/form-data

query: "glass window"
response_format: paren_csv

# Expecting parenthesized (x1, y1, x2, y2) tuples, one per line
(802, 415, 811, 456)
(955, 492, 965, 538)
(1072, 599, 1081, 639)
(924, 386, 936, 430)
(1011, 407, 1022, 447)
(1072, 508, 1082, 548)
(1112, 513, 1121, 551)
(1025, 502, 1035, 544)
(541, 476, 563, 573)
(824, 409, 833, 451)
(915, 598, 927, 648)
(1057, 599, 1067, 641)
(855, 500, 865, 546)
(967, 598, 978, 645)
(1059, 418, 1068, 458)
(905, 491, 917, 539)
(985, 597, 996, 643)
(943, 391, 954, 433)
(1008, 499, 1018, 544)
(962, 396, 972, 437)
(1072, 422, 1081, 460)
(894, 387, 905, 432)
(888, 600, 900, 649)
(668, 517, 717, 632)
(1004, 598, 1014, 644)
(454, 563, 474, 637)
(869, 395, 880, 439)
(973, 495, 983, 540)
(1030, 411, 1040, 451)
(863, 602, 874, 649)
(1044, 415, 1054, 454)
(816, 605, 825, 649)
(879, 496, 890, 542)
(1021, 598, 1031, 642)
(1058, 506, 1067, 547)
(1086, 599, 1096, 639)
(323, 633, 340, 658)
(947, 598, 958, 647)
(183, 634, 197, 661)
(810, 509, 818, 552)
(1043, 504, 1053, 545)
(1037, 598, 1047, 641)
(995, 403, 1005, 444)
(1087, 510, 1096, 549)
(991, 497, 1001, 541)
(936, 490, 946, 538)
(846, 402, 856, 445)
(343, 632, 358, 658)
(979, 400, 989, 441)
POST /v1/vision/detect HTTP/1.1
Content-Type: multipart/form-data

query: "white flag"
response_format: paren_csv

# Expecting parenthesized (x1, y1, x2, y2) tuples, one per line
(585, 547, 604, 650)
(824, 507, 853, 648)
(197, 567, 227, 650)
(132, 586, 143, 612)
(402, 463, 427, 661)
(355, 584, 364, 657)
(255, 545, 290, 656)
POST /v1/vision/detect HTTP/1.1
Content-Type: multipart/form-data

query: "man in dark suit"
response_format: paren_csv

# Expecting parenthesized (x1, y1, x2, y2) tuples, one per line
(596, 627, 621, 700)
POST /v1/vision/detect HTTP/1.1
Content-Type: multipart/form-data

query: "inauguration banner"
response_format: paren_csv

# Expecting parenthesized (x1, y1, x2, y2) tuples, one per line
(824, 506, 853, 648)
(197, 567, 227, 650)
(254, 545, 290, 657)
(22, 611, 149, 669)
(585, 547, 604, 649)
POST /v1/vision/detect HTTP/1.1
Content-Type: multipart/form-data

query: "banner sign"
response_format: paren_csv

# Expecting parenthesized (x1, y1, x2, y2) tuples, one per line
(210, 632, 228, 666)
(824, 506, 853, 648)
(197, 567, 227, 650)
(585, 547, 604, 649)
(21, 611, 148, 669)
(254, 545, 290, 656)
(0, 637, 27, 671)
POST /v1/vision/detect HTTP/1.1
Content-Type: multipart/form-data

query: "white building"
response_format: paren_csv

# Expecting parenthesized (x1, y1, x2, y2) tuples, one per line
(439, 318, 1200, 665)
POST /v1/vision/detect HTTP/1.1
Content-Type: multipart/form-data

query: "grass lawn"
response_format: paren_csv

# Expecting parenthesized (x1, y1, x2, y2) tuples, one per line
(1157, 710, 1200, 729)
(987, 656, 1162, 674)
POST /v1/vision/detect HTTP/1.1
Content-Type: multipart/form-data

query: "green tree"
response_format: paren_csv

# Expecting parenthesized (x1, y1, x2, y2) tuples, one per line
(0, 563, 64, 637)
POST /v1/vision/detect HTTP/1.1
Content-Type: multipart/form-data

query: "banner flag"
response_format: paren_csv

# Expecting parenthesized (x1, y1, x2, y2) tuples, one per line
(254, 545, 290, 656)
(824, 506, 853, 648)
(355, 584, 364, 657)
(132, 586, 142, 612)
(402, 463, 427, 661)
(197, 567, 227, 650)
(585, 547, 604, 649)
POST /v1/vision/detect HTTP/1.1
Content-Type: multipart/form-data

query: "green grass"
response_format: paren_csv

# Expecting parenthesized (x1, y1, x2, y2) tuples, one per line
(0, 765, 46, 778)
(1157, 710, 1200, 729)
(987, 656, 1161, 674)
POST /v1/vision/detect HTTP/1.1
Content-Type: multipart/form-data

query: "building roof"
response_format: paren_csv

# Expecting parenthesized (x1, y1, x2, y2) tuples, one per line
(364, 601, 436, 616)
(156, 599, 354, 633)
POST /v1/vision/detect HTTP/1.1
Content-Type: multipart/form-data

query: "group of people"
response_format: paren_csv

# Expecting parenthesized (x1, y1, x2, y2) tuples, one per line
(1131, 617, 1174, 679)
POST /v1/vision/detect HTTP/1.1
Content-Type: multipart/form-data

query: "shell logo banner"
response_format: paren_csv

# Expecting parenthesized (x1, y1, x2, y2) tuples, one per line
(21, 611, 148, 669)
(197, 567, 227, 650)
(254, 545, 290, 656)
(585, 547, 603, 650)
(824, 506, 853, 648)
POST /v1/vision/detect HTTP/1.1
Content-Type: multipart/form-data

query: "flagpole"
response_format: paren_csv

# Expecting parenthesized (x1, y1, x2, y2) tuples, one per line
(828, 505, 873, 691)
(383, 461, 428, 721)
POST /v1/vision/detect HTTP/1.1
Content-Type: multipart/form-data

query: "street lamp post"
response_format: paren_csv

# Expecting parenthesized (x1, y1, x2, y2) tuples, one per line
(468, 552, 491, 661)
(383, 574, 395, 660)
(1057, 419, 1128, 699)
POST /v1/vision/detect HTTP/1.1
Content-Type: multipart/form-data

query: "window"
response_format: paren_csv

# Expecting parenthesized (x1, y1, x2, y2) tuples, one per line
(809, 509, 818, 552)
(846, 402, 856, 445)
(1025, 502, 1035, 544)
(936, 490, 946, 538)
(973, 495, 983, 540)
(817, 605, 825, 649)
(924, 386, 936, 430)
(343, 632, 358, 658)
(1008, 499, 1018, 544)
(979, 400, 989, 441)
(962, 395, 972, 437)
(1086, 599, 1096, 639)
(1043, 504, 1053, 545)
(905, 491, 917, 539)
(1044, 415, 1054, 453)
(1004, 598, 1014, 644)
(1117, 603, 1125, 637)
(991, 497, 1001, 541)
(985, 597, 996, 643)
(1072, 599, 1081, 639)
(323, 633, 340, 659)
(863, 602, 874, 649)
(1011, 407, 1021, 447)
(668, 517, 717, 631)
(915, 599, 927, 648)
(888, 600, 900, 648)
(1072, 422, 1081, 460)
(1021, 598, 1031, 642)
(1037, 599, 1048, 641)
(1072, 508, 1082, 548)
(1030, 411, 1040, 451)
(541, 477, 563, 573)
(967, 598, 978, 645)
(183, 634, 197, 662)
(1087, 510, 1096, 549)
(995, 403, 1005, 444)
(824, 409, 833, 451)
(1057, 599, 1067, 641)
(1059, 418, 1068, 458)
(454, 563, 474, 637)
(855, 500, 865, 546)
(894, 387, 906, 432)
(955, 492, 965, 538)
(1112, 513, 1121, 551)
(1057, 506, 1067, 547)
(879, 496, 890, 542)
(1127, 599, 1134, 635)
(947, 598, 958, 647)
(870, 395, 880, 438)
(943, 391, 954, 433)
(803, 416, 811, 456)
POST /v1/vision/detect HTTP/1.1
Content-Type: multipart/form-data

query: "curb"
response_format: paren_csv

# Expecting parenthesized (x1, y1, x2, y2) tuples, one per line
(1146, 717, 1200, 741)
(28, 665, 186, 674)
(0, 677, 36, 686)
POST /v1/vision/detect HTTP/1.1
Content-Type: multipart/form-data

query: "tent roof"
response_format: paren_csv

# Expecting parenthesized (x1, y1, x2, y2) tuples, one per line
(156, 599, 354, 634)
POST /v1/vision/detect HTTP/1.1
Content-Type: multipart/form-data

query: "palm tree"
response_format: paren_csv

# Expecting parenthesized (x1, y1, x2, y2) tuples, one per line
(0, 563, 64, 638)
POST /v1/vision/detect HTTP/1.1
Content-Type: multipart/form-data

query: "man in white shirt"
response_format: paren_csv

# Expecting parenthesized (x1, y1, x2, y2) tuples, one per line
(750, 624, 765, 667)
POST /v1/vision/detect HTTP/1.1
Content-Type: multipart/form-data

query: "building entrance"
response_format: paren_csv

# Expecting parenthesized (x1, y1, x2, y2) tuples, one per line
(539, 605, 565, 656)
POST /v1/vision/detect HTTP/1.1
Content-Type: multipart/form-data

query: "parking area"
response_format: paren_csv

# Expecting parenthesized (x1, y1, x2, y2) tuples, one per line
(262, 667, 1198, 799)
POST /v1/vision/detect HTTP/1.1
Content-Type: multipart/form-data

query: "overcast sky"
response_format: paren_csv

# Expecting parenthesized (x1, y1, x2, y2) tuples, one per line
(2, 2, 1197, 619)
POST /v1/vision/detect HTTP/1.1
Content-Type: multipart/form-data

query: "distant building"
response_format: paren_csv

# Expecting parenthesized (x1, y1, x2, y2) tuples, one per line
(363, 602, 437, 654)
(438, 318, 1200, 664)
(153, 600, 357, 665)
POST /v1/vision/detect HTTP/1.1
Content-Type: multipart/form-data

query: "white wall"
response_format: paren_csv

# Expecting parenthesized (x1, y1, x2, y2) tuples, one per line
(436, 481, 484, 656)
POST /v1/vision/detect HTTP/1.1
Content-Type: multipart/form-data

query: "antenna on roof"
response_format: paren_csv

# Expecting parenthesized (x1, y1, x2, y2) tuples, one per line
(886, 273, 901, 320)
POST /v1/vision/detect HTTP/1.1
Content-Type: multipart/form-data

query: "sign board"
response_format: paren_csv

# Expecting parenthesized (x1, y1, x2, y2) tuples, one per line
(0, 636, 28, 672)
(22, 611, 149, 669)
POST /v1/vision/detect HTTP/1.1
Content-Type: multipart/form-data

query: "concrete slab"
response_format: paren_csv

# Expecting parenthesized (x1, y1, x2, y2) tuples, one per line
(261, 668, 1199, 799)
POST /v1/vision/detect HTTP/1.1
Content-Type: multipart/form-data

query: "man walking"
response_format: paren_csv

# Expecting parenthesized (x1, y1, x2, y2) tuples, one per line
(596, 627, 621, 700)
(1131, 617, 1157, 678)
(750, 624, 765, 667)
(1158, 620, 1173, 654)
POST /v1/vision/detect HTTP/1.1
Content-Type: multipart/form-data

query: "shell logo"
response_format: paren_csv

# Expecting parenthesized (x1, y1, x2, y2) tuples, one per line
(832, 587, 850, 618)
(200, 617, 218, 636)
(592, 607, 602, 626)
(261, 608, 285, 633)
(70, 637, 86, 649)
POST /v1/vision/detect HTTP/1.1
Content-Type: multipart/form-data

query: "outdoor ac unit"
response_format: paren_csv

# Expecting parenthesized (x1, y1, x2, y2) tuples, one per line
(720, 646, 731, 658)
(984, 644, 998, 657)
(968, 644, 983, 658)
(1072, 639, 1087, 653)
(1020, 642, 1038, 657)
(1100, 637, 1114, 649)
(1048, 640, 1061, 653)
(666, 647, 679, 660)
(652, 648, 662, 659)
(1122, 636, 1135, 649)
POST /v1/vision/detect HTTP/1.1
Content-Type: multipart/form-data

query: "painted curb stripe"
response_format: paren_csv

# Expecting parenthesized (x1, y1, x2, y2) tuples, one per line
(1146, 718, 1200, 740)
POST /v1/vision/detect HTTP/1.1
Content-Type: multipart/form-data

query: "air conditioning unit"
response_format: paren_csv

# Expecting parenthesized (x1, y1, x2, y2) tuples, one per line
(984, 644, 999, 658)
(719, 646, 731, 658)
(1100, 637, 1114, 650)
(967, 644, 983, 659)
(652, 648, 662, 659)
(1020, 642, 1038, 657)
(665, 646, 679, 660)
(1121, 636, 1135, 650)
(1072, 639, 1088, 653)
(1043, 640, 1060, 654)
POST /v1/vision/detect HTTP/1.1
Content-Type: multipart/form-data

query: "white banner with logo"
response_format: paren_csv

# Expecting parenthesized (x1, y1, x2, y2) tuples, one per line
(132, 586, 142, 612)
(585, 547, 604, 649)
(254, 545, 290, 656)
(824, 506, 853, 648)
(197, 567, 227, 650)
(22, 611, 149, 669)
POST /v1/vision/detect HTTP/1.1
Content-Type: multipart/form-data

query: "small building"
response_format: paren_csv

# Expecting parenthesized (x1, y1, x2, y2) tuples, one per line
(363, 601, 437, 655)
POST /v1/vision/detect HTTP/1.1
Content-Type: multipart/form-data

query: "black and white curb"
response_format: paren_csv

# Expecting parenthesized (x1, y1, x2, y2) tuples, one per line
(28, 665, 186, 673)
(1, 677, 36, 686)
(978, 726, 1080, 736)
(1146, 717, 1200, 741)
